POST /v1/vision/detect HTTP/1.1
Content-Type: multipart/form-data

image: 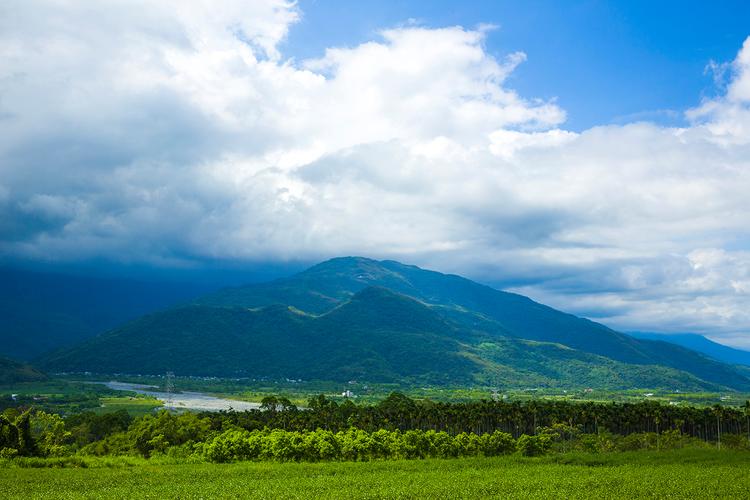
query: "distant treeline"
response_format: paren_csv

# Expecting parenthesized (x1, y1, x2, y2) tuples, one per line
(1, 394, 750, 462)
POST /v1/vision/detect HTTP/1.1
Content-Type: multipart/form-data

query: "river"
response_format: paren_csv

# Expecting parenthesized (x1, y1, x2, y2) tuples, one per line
(102, 381, 263, 412)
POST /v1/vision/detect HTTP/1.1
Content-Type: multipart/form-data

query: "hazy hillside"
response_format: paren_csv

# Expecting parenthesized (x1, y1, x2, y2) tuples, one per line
(0, 268, 218, 359)
(629, 332, 750, 367)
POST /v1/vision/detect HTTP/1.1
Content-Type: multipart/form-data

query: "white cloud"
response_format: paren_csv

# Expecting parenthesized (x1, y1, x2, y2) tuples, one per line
(1, 2, 750, 346)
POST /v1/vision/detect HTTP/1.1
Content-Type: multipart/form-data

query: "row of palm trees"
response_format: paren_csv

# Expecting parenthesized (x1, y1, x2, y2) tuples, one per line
(204, 394, 750, 442)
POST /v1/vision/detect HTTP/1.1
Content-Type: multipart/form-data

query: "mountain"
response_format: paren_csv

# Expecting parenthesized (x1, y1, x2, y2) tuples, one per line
(197, 257, 750, 389)
(0, 268, 218, 360)
(39, 257, 750, 391)
(42, 287, 475, 383)
(41, 286, 723, 389)
(628, 332, 750, 367)
(0, 356, 47, 384)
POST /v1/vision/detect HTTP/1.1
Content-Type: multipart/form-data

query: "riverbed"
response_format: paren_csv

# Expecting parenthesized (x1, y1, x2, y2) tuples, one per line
(102, 381, 263, 412)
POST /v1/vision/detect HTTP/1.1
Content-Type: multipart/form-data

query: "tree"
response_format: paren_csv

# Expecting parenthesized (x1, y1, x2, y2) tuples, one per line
(14, 410, 37, 456)
(30, 411, 71, 457)
(0, 414, 19, 457)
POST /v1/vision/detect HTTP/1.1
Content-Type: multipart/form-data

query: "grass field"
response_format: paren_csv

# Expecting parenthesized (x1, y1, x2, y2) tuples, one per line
(2, 449, 749, 499)
(92, 396, 162, 416)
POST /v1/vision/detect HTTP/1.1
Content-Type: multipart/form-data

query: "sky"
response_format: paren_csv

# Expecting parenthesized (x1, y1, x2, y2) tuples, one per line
(1, 1, 750, 346)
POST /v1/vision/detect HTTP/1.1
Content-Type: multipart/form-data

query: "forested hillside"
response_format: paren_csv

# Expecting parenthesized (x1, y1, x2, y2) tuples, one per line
(39, 258, 750, 391)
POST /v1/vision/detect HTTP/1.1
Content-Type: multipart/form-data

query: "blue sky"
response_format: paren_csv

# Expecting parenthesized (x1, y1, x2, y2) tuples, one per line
(284, 0, 750, 130)
(1, 1, 750, 345)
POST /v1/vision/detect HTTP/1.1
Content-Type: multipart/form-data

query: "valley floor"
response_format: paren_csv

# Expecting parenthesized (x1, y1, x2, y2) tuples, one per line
(2, 450, 750, 499)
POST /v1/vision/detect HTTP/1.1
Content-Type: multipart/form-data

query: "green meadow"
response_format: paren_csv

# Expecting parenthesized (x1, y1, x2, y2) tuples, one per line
(2, 449, 749, 499)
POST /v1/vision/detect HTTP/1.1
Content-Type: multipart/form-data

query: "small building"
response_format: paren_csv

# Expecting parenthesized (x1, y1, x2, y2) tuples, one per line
(341, 390, 354, 398)
(11, 394, 18, 401)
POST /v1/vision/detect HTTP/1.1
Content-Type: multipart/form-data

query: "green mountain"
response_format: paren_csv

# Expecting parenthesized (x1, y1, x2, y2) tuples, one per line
(43, 288, 475, 383)
(0, 356, 47, 384)
(40, 257, 750, 391)
(0, 268, 218, 360)
(198, 257, 749, 389)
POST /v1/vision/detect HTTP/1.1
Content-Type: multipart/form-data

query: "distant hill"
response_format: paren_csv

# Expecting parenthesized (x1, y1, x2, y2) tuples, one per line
(628, 332, 750, 367)
(39, 257, 750, 391)
(0, 356, 47, 384)
(0, 268, 218, 360)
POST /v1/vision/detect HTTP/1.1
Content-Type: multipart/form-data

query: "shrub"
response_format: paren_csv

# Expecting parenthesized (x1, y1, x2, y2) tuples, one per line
(479, 431, 516, 456)
(720, 434, 750, 451)
(516, 434, 552, 457)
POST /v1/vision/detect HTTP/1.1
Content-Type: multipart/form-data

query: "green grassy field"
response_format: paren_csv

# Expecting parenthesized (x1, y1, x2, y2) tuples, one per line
(92, 396, 162, 416)
(2, 450, 749, 499)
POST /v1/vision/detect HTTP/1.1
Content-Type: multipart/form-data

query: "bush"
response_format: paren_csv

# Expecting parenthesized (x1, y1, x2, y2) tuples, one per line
(720, 434, 750, 451)
(575, 432, 616, 453)
(204, 430, 255, 463)
(617, 432, 658, 452)
(200, 428, 520, 463)
(516, 434, 551, 457)
(479, 431, 516, 456)
(128, 411, 211, 457)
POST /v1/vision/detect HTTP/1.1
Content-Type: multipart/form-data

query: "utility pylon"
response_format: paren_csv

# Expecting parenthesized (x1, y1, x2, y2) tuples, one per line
(165, 371, 175, 410)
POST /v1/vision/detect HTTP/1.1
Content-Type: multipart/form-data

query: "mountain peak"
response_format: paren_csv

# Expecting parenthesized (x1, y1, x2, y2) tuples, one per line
(300, 256, 394, 278)
(51, 256, 750, 390)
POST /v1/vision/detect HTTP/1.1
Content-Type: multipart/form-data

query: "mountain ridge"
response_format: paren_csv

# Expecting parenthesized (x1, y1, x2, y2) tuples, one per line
(0, 267, 219, 360)
(0, 356, 48, 384)
(629, 332, 750, 367)
(39, 257, 750, 391)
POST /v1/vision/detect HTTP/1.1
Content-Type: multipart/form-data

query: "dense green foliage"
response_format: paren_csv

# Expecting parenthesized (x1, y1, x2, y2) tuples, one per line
(3, 451, 750, 499)
(2, 394, 750, 499)
(2, 393, 750, 462)
(0, 356, 47, 384)
(39, 258, 750, 390)
(202, 428, 519, 462)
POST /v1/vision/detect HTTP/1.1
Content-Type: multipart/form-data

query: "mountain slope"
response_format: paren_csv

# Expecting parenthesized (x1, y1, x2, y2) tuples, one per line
(0, 356, 47, 384)
(629, 332, 750, 367)
(42, 288, 476, 383)
(40, 282, 740, 391)
(0, 268, 217, 360)
(196, 257, 749, 390)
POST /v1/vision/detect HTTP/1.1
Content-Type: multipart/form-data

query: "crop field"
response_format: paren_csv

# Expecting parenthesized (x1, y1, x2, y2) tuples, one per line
(2, 449, 749, 499)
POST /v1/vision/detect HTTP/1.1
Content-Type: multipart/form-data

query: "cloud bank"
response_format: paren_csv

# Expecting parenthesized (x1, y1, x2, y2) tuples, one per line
(1, 1, 750, 345)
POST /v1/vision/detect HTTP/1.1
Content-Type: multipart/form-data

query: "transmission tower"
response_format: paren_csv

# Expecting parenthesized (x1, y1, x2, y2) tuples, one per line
(165, 371, 175, 410)
(491, 387, 500, 402)
(491, 377, 500, 402)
